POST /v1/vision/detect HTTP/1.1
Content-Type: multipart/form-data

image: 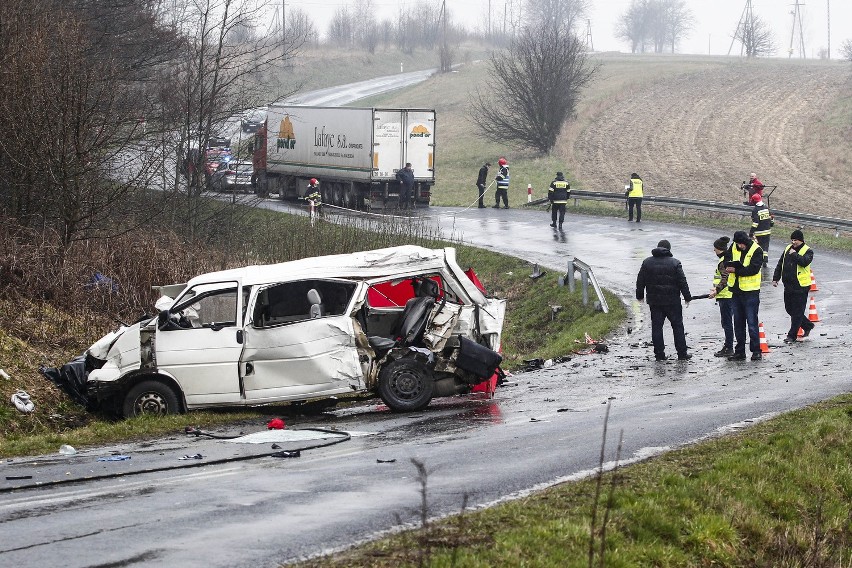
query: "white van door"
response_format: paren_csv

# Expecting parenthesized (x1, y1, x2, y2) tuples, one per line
(241, 279, 365, 402)
(155, 281, 244, 406)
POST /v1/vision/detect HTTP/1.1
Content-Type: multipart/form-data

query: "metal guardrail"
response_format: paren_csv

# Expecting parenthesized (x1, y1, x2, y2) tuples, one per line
(528, 191, 852, 237)
(558, 258, 609, 313)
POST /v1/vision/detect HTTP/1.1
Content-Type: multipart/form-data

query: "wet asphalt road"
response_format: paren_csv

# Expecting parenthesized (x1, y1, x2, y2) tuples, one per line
(2, 203, 850, 568)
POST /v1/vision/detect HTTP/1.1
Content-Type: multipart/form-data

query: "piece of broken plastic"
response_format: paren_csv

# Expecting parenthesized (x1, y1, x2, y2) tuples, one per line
(178, 453, 203, 460)
(59, 444, 77, 455)
(97, 455, 131, 461)
(11, 390, 34, 414)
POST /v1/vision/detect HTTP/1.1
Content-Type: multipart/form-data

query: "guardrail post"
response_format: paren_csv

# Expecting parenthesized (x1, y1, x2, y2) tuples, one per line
(559, 259, 576, 292)
(580, 270, 589, 305)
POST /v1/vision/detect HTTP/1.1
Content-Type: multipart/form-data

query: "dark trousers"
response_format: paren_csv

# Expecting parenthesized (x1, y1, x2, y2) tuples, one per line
(551, 203, 566, 226)
(476, 183, 486, 207)
(649, 303, 688, 357)
(399, 185, 412, 208)
(756, 235, 770, 265)
(732, 291, 760, 354)
(717, 297, 734, 350)
(628, 197, 642, 221)
(495, 188, 508, 207)
(783, 289, 814, 339)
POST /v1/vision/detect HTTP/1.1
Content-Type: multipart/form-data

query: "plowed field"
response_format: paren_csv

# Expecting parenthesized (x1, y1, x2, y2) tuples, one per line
(567, 57, 851, 219)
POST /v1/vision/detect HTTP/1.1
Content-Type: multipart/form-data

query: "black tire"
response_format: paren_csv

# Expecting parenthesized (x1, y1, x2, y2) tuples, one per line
(378, 358, 433, 412)
(122, 379, 182, 418)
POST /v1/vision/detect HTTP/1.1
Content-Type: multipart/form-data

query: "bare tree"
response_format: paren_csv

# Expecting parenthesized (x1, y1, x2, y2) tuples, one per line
(470, 26, 596, 154)
(286, 8, 318, 47)
(615, 0, 650, 53)
(327, 6, 354, 47)
(616, 0, 693, 54)
(733, 14, 776, 57)
(840, 39, 852, 62)
(525, 0, 589, 34)
(160, 0, 303, 240)
(0, 0, 180, 250)
(664, 0, 694, 53)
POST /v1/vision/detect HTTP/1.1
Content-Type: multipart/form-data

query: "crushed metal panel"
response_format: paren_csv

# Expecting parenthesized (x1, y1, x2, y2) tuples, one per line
(422, 302, 462, 351)
(241, 315, 364, 401)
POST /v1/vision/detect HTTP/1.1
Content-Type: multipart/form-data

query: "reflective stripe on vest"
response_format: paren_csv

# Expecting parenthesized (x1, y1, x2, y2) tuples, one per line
(781, 243, 811, 287)
(728, 242, 761, 291)
(628, 178, 643, 198)
(549, 180, 569, 203)
(713, 257, 732, 299)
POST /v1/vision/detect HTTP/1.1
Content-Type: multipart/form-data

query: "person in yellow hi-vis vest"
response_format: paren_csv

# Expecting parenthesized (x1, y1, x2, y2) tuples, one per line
(725, 231, 765, 361)
(626, 172, 643, 222)
(708, 236, 734, 357)
(772, 229, 815, 343)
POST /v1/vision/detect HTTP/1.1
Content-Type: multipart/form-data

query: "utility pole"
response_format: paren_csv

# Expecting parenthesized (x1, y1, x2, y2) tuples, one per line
(584, 19, 594, 52)
(282, 0, 286, 44)
(788, 0, 806, 58)
(728, 0, 754, 56)
(826, 0, 831, 59)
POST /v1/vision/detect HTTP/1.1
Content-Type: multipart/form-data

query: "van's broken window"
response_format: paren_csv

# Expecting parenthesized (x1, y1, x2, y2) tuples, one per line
(252, 280, 356, 328)
(171, 284, 238, 329)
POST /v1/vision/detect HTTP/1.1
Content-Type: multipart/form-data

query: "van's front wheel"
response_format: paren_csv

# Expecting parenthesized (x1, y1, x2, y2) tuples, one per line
(378, 358, 433, 412)
(122, 380, 182, 418)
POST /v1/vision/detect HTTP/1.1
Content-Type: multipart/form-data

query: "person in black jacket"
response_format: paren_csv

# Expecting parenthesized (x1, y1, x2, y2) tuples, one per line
(475, 162, 490, 208)
(396, 163, 415, 209)
(636, 239, 693, 361)
(772, 229, 815, 343)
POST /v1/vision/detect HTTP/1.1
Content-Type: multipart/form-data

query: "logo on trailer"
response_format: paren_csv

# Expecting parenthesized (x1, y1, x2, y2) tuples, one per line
(277, 116, 296, 150)
(409, 124, 431, 139)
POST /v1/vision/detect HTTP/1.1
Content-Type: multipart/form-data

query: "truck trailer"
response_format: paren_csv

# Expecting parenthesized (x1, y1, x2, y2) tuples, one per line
(251, 105, 436, 209)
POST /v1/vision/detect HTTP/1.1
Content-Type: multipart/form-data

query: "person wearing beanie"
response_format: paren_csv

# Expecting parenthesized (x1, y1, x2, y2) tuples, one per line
(626, 173, 644, 222)
(636, 238, 693, 361)
(548, 171, 571, 229)
(725, 230, 765, 361)
(475, 161, 491, 208)
(772, 230, 815, 343)
(708, 236, 734, 356)
(748, 192, 772, 266)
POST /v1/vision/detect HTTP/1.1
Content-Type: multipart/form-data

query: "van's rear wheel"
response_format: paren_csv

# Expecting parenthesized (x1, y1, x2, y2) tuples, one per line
(378, 358, 433, 412)
(122, 380, 182, 418)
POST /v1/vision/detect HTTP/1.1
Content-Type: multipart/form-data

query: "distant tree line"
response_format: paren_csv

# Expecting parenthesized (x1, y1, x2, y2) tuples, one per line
(616, 0, 693, 54)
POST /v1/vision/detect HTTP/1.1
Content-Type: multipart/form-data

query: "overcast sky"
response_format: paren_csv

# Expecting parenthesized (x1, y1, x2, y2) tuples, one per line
(284, 0, 851, 58)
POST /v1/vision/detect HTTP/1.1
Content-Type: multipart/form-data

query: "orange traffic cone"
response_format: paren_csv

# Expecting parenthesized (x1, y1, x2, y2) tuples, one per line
(810, 271, 818, 291)
(797, 326, 805, 338)
(758, 322, 770, 354)
(807, 296, 820, 322)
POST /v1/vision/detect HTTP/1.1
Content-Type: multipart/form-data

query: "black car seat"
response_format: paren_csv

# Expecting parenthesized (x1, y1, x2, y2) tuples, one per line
(308, 289, 325, 319)
(368, 279, 440, 355)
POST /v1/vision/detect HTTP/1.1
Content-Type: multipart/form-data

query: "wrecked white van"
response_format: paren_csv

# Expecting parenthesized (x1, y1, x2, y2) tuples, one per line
(42, 246, 506, 418)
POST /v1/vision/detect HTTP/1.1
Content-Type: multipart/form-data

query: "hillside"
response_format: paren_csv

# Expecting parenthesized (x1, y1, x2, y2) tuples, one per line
(362, 53, 852, 220)
(565, 56, 852, 219)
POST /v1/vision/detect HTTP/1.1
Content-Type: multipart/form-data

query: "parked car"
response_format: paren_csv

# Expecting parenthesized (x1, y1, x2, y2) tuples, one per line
(211, 160, 253, 193)
(42, 246, 507, 418)
(241, 112, 264, 134)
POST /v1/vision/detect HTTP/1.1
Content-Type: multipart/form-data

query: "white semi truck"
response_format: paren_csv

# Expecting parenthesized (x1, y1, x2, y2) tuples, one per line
(251, 105, 436, 209)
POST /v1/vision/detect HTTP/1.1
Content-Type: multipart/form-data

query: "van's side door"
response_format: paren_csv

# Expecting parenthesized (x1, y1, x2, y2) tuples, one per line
(241, 279, 365, 402)
(155, 281, 244, 406)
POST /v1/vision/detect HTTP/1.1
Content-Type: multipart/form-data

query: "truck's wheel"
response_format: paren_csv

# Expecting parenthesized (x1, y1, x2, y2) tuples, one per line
(332, 183, 344, 207)
(378, 358, 433, 412)
(122, 380, 182, 418)
(342, 186, 356, 209)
